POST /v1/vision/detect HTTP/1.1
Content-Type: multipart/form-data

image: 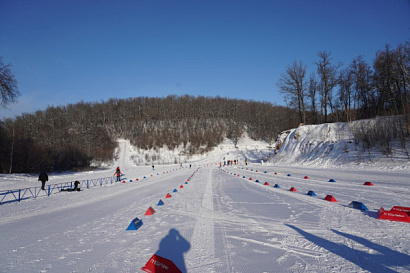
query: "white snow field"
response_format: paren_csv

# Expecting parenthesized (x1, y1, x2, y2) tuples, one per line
(1, 125, 410, 272)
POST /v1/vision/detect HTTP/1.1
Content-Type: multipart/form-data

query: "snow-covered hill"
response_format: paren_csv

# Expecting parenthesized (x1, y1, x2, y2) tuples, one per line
(271, 121, 410, 171)
(1, 121, 409, 272)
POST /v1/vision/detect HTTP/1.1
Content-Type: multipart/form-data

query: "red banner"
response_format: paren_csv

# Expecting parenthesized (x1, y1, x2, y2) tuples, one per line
(141, 254, 182, 273)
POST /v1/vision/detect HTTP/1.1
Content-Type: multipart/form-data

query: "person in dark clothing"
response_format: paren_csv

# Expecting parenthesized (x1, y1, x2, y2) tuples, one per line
(74, 180, 80, 191)
(39, 169, 48, 190)
(61, 180, 81, 192)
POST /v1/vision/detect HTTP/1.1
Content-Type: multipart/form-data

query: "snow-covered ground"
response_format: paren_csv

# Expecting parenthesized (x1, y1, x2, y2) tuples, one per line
(1, 123, 410, 272)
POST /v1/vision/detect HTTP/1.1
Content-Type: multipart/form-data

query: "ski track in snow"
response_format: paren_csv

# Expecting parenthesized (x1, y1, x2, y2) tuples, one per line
(184, 168, 217, 272)
(1, 138, 410, 273)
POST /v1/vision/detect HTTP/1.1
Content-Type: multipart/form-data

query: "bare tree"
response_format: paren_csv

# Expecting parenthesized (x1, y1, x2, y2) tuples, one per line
(277, 60, 308, 124)
(316, 51, 341, 122)
(0, 57, 19, 107)
(338, 68, 354, 121)
(395, 42, 410, 115)
(372, 44, 410, 116)
(351, 55, 374, 118)
(307, 74, 319, 124)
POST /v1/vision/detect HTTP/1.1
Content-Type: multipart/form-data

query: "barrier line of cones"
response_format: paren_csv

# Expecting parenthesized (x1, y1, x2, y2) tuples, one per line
(220, 165, 377, 187)
(220, 167, 340, 203)
(127, 167, 202, 231)
(218, 167, 410, 223)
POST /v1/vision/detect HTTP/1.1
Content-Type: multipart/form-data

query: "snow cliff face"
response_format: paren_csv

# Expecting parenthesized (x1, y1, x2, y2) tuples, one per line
(271, 121, 410, 169)
(273, 123, 353, 165)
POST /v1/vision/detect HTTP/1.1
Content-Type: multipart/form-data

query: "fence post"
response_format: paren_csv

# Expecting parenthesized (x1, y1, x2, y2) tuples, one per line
(18, 189, 21, 202)
(47, 185, 51, 196)
(87, 180, 89, 189)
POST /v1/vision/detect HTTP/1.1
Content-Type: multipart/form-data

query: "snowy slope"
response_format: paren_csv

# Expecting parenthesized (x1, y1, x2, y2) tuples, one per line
(272, 121, 410, 171)
(1, 130, 410, 272)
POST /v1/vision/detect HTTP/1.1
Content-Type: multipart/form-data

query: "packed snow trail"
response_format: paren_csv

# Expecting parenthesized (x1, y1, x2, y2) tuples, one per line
(1, 137, 410, 272)
(0, 165, 199, 272)
(1, 163, 410, 272)
(212, 169, 324, 272)
(214, 167, 410, 273)
(184, 168, 216, 271)
(224, 164, 410, 210)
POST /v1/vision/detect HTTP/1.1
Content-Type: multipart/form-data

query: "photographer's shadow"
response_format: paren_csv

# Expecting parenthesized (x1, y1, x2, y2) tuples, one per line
(155, 228, 191, 273)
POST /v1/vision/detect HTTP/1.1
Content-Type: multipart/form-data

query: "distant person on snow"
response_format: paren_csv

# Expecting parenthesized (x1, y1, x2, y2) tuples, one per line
(61, 180, 81, 192)
(39, 169, 48, 190)
(74, 180, 80, 191)
(152, 165, 155, 171)
(114, 167, 122, 182)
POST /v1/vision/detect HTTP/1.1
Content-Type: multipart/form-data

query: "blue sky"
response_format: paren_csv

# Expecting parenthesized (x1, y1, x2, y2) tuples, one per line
(1, 0, 409, 118)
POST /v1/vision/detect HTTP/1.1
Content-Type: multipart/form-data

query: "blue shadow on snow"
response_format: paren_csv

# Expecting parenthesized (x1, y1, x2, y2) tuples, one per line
(286, 224, 409, 273)
(154, 228, 191, 273)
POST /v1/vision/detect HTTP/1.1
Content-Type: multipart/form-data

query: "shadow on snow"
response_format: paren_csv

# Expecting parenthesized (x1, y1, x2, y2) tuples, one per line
(154, 228, 191, 273)
(286, 224, 410, 273)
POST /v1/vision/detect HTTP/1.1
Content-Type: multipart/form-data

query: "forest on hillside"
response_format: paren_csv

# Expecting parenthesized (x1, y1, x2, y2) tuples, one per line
(0, 96, 298, 173)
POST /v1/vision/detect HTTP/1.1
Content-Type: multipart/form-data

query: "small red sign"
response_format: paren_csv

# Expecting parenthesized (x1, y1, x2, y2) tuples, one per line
(141, 254, 182, 273)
